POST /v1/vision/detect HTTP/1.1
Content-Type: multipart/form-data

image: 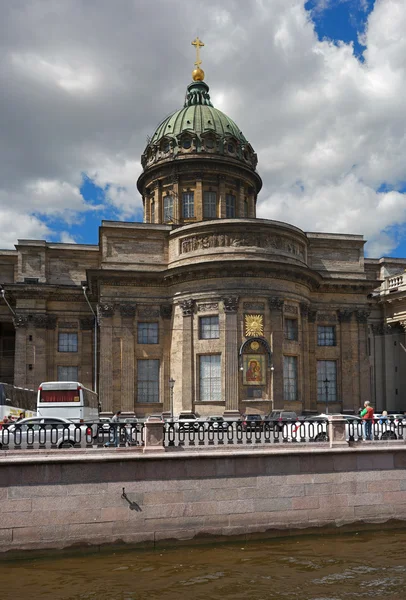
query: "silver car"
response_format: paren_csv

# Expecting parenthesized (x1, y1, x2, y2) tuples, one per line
(0, 417, 93, 450)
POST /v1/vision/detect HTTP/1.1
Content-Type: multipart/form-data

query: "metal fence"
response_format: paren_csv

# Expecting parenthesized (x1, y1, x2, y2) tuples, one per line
(0, 418, 404, 451)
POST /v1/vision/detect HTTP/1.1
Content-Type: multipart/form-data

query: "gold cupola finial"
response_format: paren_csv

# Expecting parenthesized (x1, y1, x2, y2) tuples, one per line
(191, 37, 205, 81)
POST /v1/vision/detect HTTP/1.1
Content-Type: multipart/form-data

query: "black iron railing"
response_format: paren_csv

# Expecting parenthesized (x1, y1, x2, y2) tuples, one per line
(0, 422, 145, 451)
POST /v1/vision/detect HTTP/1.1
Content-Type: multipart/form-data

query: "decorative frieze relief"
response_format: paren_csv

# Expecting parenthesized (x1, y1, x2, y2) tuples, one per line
(97, 303, 114, 323)
(355, 309, 370, 324)
(372, 322, 404, 335)
(80, 317, 94, 331)
(58, 321, 78, 329)
(197, 302, 219, 312)
(244, 314, 264, 337)
(179, 300, 195, 317)
(13, 314, 30, 328)
(160, 304, 173, 319)
(268, 297, 284, 311)
(119, 304, 137, 318)
(13, 314, 57, 329)
(243, 302, 264, 311)
(138, 307, 160, 318)
(284, 304, 298, 315)
(179, 232, 306, 260)
(337, 309, 353, 323)
(223, 296, 239, 313)
(317, 313, 337, 323)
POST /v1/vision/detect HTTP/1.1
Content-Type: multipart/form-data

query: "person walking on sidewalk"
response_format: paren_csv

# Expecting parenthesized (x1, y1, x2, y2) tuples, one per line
(360, 401, 374, 440)
(105, 411, 122, 447)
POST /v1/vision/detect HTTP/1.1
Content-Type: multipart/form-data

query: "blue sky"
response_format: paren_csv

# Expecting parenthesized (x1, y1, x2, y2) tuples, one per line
(2, 0, 406, 258)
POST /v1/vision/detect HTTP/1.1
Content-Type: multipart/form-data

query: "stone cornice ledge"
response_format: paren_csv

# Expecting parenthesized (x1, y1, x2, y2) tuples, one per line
(0, 442, 405, 465)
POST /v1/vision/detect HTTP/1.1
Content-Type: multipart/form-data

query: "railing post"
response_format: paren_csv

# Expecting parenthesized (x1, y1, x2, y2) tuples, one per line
(143, 417, 165, 453)
(328, 415, 349, 448)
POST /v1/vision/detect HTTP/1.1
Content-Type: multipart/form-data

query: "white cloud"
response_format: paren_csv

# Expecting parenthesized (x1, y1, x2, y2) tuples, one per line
(0, 0, 405, 257)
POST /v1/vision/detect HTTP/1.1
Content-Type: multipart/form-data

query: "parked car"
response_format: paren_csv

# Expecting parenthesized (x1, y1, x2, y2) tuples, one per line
(206, 416, 228, 429)
(176, 413, 200, 431)
(242, 414, 264, 430)
(264, 411, 298, 432)
(0, 417, 92, 450)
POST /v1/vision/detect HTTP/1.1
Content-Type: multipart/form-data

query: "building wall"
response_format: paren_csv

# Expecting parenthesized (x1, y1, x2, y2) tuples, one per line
(1, 446, 406, 554)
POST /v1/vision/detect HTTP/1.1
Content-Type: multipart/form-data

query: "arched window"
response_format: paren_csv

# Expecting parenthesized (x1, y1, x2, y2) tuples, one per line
(163, 195, 174, 222)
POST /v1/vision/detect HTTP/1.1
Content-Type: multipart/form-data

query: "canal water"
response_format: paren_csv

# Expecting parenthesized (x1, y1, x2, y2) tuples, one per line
(1, 529, 406, 600)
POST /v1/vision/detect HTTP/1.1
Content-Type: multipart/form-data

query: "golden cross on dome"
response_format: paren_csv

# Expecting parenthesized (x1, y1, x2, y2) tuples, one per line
(191, 37, 204, 67)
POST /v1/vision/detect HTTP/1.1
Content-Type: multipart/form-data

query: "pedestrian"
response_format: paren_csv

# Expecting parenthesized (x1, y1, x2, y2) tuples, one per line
(379, 410, 388, 424)
(360, 401, 374, 440)
(16, 412, 25, 422)
(105, 411, 121, 447)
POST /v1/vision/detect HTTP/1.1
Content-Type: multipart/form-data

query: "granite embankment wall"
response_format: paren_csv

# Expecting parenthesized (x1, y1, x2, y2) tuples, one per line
(1, 445, 406, 554)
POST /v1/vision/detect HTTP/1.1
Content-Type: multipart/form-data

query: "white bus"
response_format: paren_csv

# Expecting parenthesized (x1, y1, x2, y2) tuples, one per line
(37, 381, 99, 422)
(0, 383, 37, 421)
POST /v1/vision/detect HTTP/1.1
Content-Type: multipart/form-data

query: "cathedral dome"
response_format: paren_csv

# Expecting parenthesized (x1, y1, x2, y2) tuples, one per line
(140, 80, 258, 172)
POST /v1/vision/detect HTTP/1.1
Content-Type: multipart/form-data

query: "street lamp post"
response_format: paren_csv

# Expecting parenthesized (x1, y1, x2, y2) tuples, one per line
(324, 377, 330, 415)
(169, 378, 175, 420)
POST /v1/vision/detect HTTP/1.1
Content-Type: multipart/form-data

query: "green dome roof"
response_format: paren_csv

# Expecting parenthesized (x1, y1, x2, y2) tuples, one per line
(140, 80, 257, 171)
(150, 103, 247, 145)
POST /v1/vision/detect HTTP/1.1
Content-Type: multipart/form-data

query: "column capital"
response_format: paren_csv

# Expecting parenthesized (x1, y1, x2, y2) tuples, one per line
(80, 317, 94, 330)
(337, 308, 353, 323)
(355, 309, 370, 323)
(223, 296, 239, 313)
(268, 296, 284, 311)
(300, 302, 310, 317)
(179, 299, 194, 316)
(119, 303, 136, 318)
(97, 303, 114, 324)
(308, 310, 317, 323)
(13, 314, 30, 328)
(160, 303, 173, 319)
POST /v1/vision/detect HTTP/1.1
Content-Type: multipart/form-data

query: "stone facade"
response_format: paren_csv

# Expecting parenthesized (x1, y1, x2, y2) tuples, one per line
(0, 70, 383, 416)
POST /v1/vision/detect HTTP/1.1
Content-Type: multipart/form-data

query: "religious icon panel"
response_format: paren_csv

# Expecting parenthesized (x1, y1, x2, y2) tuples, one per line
(243, 354, 266, 386)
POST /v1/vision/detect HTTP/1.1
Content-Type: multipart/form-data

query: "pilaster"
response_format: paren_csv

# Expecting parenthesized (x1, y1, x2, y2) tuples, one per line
(338, 308, 354, 412)
(356, 309, 371, 406)
(195, 176, 203, 221)
(120, 304, 136, 414)
(223, 296, 239, 415)
(269, 297, 284, 409)
(300, 303, 311, 413)
(218, 175, 226, 218)
(180, 300, 194, 413)
(98, 303, 114, 414)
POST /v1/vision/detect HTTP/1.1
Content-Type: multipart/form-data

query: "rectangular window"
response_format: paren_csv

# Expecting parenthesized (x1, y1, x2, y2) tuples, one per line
(137, 359, 160, 403)
(199, 355, 221, 401)
(283, 356, 298, 401)
(182, 192, 195, 218)
(284, 319, 298, 341)
(137, 322, 159, 344)
(199, 316, 220, 339)
(163, 195, 174, 222)
(317, 360, 337, 402)
(317, 325, 336, 346)
(57, 366, 78, 381)
(58, 332, 78, 353)
(203, 191, 217, 218)
(226, 194, 236, 218)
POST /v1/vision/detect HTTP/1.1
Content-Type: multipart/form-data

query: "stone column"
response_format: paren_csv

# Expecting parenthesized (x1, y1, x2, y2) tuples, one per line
(173, 176, 181, 223)
(223, 296, 240, 417)
(338, 309, 354, 413)
(160, 303, 173, 413)
(98, 303, 114, 415)
(180, 300, 194, 413)
(238, 181, 245, 217)
(119, 304, 136, 415)
(218, 175, 226, 218)
(154, 181, 162, 224)
(300, 303, 311, 413)
(195, 175, 203, 221)
(13, 315, 29, 387)
(79, 317, 94, 390)
(269, 297, 284, 410)
(308, 309, 318, 411)
(357, 309, 371, 406)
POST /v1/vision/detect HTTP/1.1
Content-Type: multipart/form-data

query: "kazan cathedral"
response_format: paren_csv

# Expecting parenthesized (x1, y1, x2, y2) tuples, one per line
(0, 40, 404, 416)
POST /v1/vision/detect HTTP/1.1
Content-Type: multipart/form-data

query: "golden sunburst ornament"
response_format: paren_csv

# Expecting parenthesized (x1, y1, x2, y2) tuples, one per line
(245, 314, 264, 337)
